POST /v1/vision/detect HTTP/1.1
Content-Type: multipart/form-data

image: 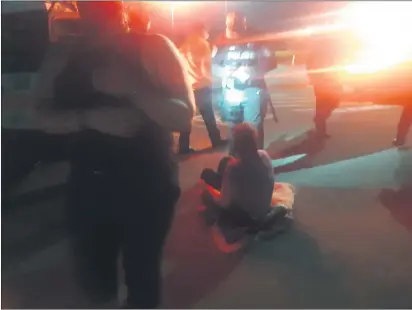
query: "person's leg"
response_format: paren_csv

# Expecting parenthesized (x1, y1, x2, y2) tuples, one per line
(120, 161, 180, 309)
(314, 90, 339, 138)
(201, 156, 233, 190)
(394, 104, 412, 145)
(243, 90, 266, 149)
(227, 121, 237, 156)
(196, 87, 225, 147)
(178, 127, 193, 154)
(68, 164, 120, 305)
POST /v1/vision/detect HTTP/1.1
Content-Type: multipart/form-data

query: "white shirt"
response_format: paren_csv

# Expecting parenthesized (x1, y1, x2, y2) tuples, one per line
(32, 34, 195, 137)
(219, 149, 274, 220)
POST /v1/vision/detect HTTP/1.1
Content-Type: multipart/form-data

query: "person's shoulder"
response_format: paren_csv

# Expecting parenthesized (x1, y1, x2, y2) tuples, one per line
(257, 149, 271, 159)
(225, 156, 240, 171)
(258, 149, 272, 166)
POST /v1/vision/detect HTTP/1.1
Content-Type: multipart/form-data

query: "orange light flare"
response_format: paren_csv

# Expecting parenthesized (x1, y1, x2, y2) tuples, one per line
(339, 2, 412, 74)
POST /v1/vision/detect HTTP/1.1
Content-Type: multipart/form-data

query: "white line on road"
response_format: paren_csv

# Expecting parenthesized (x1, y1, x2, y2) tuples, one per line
(295, 105, 396, 113)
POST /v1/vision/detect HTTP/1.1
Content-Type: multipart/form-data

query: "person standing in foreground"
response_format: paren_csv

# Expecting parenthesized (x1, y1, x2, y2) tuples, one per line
(33, 1, 195, 308)
(178, 22, 226, 154)
(213, 12, 278, 152)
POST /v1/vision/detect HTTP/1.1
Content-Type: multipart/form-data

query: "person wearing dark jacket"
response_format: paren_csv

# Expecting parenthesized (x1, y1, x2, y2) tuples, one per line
(33, 1, 195, 308)
(306, 35, 342, 138)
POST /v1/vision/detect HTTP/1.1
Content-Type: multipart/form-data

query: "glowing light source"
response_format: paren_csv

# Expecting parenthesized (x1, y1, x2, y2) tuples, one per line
(341, 2, 412, 74)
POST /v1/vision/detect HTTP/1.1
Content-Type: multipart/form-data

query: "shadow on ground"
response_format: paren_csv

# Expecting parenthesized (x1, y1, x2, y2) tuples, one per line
(162, 183, 244, 308)
(266, 133, 327, 174)
(379, 150, 412, 232)
(240, 226, 354, 308)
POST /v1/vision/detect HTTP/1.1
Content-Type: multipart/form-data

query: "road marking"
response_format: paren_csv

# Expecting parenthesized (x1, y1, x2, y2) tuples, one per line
(295, 105, 396, 113)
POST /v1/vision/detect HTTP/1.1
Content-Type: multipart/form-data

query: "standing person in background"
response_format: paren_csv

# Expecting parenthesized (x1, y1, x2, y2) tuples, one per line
(34, 1, 195, 308)
(393, 103, 412, 146)
(178, 22, 227, 154)
(213, 12, 278, 152)
(306, 34, 342, 139)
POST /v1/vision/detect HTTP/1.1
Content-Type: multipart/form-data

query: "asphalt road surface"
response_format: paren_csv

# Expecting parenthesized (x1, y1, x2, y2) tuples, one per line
(3, 87, 412, 309)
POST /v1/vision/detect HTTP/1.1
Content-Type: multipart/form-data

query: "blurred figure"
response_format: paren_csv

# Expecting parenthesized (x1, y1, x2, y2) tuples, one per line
(213, 12, 278, 152)
(307, 35, 343, 138)
(178, 22, 226, 154)
(393, 103, 412, 146)
(34, 1, 194, 308)
(200, 123, 293, 246)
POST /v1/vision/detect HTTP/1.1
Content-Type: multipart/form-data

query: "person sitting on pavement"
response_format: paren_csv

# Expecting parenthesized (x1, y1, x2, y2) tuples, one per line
(178, 22, 227, 154)
(200, 123, 294, 242)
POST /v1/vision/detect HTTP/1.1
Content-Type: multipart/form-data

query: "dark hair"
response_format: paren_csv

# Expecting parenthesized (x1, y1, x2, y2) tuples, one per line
(232, 123, 259, 160)
(77, 1, 127, 36)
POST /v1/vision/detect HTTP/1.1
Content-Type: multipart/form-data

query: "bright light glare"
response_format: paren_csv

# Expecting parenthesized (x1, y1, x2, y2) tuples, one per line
(150, 1, 197, 9)
(225, 89, 245, 105)
(232, 67, 251, 84)
(341, 2, 412, 73)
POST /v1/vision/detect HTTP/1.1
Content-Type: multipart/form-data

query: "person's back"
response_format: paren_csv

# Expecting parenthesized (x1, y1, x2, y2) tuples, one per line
(218, 124, 274, 220)
(225, 149, 274, 220)
(34, 2, 195, 308)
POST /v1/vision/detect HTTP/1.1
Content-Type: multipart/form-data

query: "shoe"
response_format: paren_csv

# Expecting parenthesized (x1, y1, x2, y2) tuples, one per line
(212, 139, 229, 148)
(179, 147, 196, 155)
(393, 138, 405, 146)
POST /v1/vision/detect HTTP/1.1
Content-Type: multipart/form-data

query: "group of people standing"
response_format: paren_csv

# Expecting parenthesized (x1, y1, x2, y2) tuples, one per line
(33, 2, 281, 308)
(31, 1, 410, 308)
(306, 33, 412, 145)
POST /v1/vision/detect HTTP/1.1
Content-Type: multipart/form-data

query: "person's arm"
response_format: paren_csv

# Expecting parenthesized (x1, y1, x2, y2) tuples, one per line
(217, 161, 236, 208)
(137, 34, 195, 132)
(258, 149, 275, 180)
(261, 45, 277, 72)
(200, 40, 213, 83)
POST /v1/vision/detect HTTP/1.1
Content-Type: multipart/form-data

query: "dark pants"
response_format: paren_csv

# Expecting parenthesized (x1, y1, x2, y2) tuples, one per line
(396, 104, 412, 141)
(68, 130, 180, 308)
(179, 87, 221, 151)
(313, 87, 340, 135)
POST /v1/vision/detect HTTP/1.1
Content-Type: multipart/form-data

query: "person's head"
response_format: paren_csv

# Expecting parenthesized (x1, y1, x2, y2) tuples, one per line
(232, 123, 259, 160)
(192, 22, 209, 40)
(226, 11, 247, 34)
(76, 1, 128, 37)
(128, 3, 151, 33)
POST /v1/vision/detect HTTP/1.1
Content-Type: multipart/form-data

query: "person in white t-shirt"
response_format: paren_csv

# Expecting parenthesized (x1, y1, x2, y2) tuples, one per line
(34, 1, 194, 308)
(200, 123, 294, 246)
